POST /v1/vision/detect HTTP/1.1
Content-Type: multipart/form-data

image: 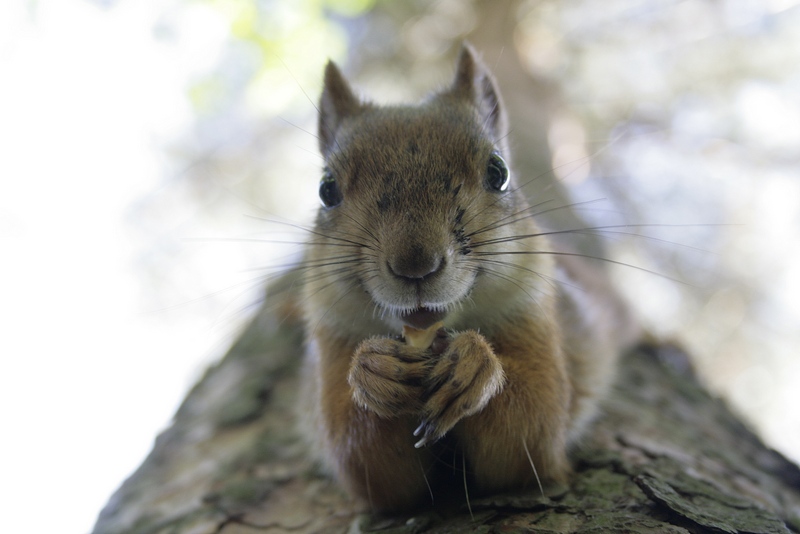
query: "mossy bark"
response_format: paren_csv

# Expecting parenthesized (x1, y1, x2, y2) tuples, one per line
(92, 272, 800, 534)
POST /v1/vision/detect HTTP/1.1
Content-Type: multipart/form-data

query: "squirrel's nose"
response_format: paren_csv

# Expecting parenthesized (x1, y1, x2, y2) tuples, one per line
(387, 246, 443, 282)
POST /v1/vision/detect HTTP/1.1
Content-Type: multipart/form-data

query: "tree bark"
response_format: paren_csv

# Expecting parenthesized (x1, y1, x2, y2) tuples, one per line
(92, 271, 800, 534)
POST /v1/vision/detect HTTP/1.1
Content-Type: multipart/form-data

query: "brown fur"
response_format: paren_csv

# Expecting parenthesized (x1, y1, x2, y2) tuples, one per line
(298, 44, 633, 512)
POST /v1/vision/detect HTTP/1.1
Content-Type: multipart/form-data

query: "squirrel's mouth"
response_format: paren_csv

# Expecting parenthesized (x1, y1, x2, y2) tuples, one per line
(399, 306, 447, 329)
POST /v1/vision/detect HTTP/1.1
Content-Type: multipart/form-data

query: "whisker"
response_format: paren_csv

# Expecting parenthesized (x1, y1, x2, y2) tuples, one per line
(248, 255, 366, 275)
(465, 198, 557, 238)
(275, 55, 349, 173)
(140, 270, 279, 317)
(467, 198, 608, 239)
(548, 227, 719, 253)
(458, 160, 557, 232)
(462, 451, 473, 521)
(293, 143, 325, 162)
(469, 223, 721, 252)
(181, 236, 364, 251)
(244, 215, 373, 249)
(462, 124, 637, 234)
(474, 266, 550, 318)
(364, 462, 373, 511)
(294, 262, 374, 290)
(417, 453, 435, 506)
(469, 257, 575, 292)
(308, 274, 367, 338)
(522, 439, 545, 500)
(277, 115, 319, 141)
(472, 250, 688, 285)
(338, 211, 382, 252)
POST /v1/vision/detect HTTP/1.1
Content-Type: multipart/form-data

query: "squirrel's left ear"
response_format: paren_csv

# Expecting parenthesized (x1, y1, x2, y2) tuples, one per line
(318, 60, 363, 157)
(450, 43, 508, 144)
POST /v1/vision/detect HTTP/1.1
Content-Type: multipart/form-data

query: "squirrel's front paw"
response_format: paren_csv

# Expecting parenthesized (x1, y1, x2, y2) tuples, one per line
(414, 331, 505, 448)
(348, 337, 431, 418)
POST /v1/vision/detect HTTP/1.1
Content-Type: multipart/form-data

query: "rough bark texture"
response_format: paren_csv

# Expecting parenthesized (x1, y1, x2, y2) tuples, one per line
(92, 272, 800, 534)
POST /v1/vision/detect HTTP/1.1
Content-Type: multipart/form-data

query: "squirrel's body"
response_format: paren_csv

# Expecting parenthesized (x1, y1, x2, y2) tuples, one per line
(299, 45, 630, 511)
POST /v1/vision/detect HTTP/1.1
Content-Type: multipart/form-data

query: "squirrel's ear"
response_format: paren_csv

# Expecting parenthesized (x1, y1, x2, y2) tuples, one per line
(318, 60, 361, 156)
(450, 43, 508, 143)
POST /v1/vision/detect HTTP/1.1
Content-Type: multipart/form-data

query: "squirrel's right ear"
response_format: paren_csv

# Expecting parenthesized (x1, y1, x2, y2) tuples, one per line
(318, 60, 362, 156)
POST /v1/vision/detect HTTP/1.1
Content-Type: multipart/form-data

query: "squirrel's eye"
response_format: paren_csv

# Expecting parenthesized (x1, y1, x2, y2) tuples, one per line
(486, 152, 509, 192)
(319, 169, 343, 208)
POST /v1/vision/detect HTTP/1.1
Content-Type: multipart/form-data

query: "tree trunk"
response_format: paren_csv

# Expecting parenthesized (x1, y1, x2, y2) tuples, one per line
(92, 271, 800, 534)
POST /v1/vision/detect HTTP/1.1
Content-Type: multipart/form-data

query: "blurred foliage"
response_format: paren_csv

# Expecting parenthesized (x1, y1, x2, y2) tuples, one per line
(142, 0, 800, 461)
(185, 0, 380, 117)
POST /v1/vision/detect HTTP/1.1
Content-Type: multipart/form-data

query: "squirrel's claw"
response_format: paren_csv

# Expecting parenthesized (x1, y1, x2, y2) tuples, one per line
(413, 421, 441, 448)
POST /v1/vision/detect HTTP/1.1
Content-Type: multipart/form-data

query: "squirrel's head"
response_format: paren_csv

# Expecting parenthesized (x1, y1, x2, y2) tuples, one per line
(308, 44, 548, 332)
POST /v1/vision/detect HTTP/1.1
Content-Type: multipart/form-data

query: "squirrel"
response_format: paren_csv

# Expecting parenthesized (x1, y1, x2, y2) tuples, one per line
(297, 43, 636, 512)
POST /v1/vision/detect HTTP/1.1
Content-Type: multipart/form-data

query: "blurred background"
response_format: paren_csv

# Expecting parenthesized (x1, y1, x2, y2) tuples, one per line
(1, 0, 798, 531)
